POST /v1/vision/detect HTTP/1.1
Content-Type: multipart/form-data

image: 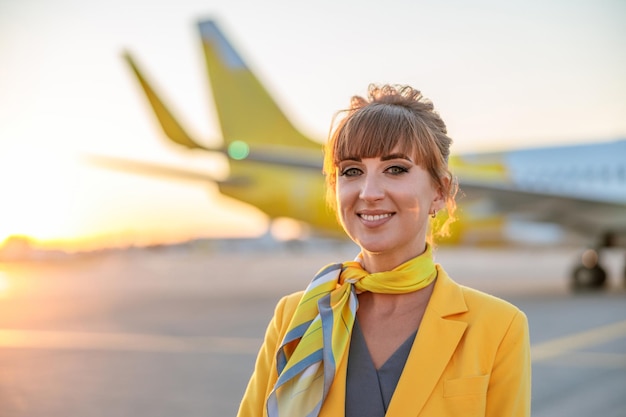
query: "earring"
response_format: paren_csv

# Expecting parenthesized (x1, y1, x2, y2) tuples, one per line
(430, 210, 437, 219)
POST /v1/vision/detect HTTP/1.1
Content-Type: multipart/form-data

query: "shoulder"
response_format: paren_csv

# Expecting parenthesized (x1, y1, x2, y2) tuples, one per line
(435, 265, 527, 329)
(434, 268, 530, 359)
(274, 290, 305, 322)
(461, 285, 524, 317)
(461, 284, 528, 336)
(277, 290, 304, 309)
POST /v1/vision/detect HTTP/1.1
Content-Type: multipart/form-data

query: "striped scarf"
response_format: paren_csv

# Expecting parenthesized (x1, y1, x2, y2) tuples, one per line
(266, 244, 437, 417)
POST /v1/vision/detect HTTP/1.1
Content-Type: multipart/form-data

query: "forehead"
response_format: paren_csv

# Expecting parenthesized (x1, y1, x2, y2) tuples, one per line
(334, 104, 419, 159)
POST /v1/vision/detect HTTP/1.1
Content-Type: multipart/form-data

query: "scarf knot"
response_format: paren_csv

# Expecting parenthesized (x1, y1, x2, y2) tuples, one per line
(267, 245, 436, 417)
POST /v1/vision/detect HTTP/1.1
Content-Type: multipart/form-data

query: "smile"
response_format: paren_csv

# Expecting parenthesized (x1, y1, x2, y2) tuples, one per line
(359, 213, 393, 222)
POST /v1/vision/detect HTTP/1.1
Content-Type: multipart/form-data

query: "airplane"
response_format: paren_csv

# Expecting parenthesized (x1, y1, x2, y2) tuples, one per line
(90, 20, 626, 290)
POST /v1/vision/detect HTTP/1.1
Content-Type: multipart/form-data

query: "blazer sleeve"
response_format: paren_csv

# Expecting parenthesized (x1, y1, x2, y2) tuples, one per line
(236, 293, 299, 417)
(486, 309, 532, 417)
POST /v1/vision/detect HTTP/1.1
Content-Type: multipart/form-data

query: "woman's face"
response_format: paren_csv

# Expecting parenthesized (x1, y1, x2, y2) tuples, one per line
(336, 148, 443, 267)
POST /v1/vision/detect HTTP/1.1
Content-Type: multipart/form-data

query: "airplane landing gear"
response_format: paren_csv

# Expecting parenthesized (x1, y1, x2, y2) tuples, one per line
(570, 248, 607, 291)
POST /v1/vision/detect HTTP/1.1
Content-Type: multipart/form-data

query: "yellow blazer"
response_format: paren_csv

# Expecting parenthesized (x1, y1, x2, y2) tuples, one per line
(237, 265, 531, 417)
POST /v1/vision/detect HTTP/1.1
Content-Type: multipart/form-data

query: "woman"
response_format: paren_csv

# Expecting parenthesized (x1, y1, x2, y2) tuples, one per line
(237, 85, 531, 417)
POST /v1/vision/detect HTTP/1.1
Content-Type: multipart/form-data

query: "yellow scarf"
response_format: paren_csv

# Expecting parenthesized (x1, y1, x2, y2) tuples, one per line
(267, 244, 437, 417)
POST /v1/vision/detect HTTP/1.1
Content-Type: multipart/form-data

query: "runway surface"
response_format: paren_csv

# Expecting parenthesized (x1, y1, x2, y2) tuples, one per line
(1, 242, 625, 416)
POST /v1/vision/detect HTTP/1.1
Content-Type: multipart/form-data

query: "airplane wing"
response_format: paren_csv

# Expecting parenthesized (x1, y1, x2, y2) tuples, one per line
(458, 179, 626, 237)
(85, 151, 323, 186)
(453, 139, 626, 239)
(86, 155, 249, 186)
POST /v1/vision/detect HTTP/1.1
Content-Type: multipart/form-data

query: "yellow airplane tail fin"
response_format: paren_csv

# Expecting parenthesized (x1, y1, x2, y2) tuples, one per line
(123, 52, 213, 151)
(198, 20, 320, 151)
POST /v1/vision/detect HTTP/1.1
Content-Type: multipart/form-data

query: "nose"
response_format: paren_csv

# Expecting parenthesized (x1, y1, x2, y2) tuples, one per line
(359, 173, 385, 202)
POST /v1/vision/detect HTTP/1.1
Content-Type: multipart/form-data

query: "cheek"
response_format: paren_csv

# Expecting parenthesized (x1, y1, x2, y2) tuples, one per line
(337, 193, 351, 223)
(335, 184, 358, 227)
(336, 181, 354, 207)
(404, 191, 434, 215)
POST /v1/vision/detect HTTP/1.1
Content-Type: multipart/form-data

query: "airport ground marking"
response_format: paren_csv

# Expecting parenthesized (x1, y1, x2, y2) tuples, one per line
(543, 351, 626, 368)
(531, 319, 626, 364)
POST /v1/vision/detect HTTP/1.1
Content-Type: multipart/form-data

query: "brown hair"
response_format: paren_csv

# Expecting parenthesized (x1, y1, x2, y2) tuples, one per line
(323, 84, 458, 242)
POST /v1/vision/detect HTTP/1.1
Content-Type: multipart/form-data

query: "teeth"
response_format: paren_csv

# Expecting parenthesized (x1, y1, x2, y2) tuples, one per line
(361, 213, 391, 221)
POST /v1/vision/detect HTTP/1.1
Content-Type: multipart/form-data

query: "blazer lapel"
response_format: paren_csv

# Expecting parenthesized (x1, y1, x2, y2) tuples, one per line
(386, 266, 468, 416)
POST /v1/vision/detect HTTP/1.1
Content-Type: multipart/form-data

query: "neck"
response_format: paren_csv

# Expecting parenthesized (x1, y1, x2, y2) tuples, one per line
(360, 243, 428, 273)
(359, 280, 435, 314)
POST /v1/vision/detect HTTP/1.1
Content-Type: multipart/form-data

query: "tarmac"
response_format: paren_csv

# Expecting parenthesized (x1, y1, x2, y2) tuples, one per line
(0, 242, 625, 416)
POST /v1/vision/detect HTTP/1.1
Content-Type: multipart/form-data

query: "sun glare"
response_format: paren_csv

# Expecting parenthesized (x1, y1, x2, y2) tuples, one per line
(0, 146, 79, 247)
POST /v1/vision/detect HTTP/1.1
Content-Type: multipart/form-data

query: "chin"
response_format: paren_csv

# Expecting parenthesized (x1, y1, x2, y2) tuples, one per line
(354, 237, 394, 255)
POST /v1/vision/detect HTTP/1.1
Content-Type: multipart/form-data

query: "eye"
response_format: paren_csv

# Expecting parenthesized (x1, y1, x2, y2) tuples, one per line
(339, 167, 363, 177)
(386, 165, 409, 175)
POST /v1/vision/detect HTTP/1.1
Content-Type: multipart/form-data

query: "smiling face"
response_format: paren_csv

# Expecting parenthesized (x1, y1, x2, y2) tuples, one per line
(336, 150, 444, 269)
(324, 86, 457, 269)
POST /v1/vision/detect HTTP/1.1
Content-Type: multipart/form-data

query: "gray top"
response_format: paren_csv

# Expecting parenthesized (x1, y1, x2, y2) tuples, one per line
(345, 320, 417, 417)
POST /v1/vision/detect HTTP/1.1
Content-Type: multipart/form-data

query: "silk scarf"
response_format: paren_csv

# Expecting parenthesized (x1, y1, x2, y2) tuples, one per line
(266, 244, 437, 417)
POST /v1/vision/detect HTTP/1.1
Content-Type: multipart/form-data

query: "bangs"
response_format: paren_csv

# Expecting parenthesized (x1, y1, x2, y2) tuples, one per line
(333, 103, 435, 166)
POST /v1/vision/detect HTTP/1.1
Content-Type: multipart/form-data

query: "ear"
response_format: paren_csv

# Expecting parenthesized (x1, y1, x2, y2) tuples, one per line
(430, 177, 449, 213)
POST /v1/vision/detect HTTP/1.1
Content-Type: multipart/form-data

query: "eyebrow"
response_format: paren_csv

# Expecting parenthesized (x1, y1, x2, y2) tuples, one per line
(381, 153, 413, 162)
(337, 153, 414, 163)
(338, 156, 361, 163)
(338, 153, 413, 163)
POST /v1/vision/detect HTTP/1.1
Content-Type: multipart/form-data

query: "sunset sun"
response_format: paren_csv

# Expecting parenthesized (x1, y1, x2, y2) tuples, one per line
(0, 146, 80, 247)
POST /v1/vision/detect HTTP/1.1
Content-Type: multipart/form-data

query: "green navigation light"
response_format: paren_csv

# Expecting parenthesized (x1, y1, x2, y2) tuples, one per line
(228, 141, 250, 160)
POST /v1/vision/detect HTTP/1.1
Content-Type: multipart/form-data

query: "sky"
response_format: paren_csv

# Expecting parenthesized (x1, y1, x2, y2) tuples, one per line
(0, 0, 625, 251)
